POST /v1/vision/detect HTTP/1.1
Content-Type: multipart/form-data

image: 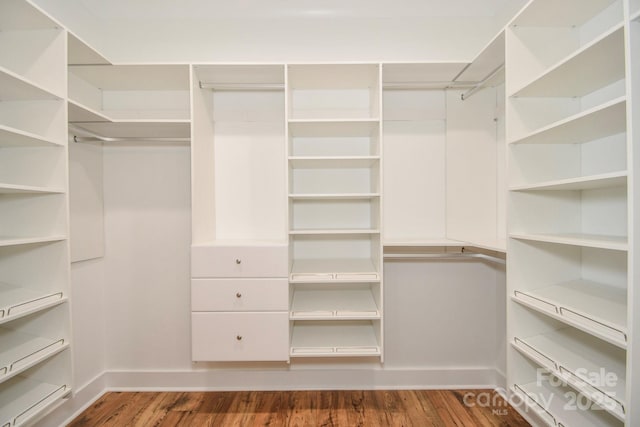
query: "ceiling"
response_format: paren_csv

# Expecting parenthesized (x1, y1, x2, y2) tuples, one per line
(73, 0, 519, 21)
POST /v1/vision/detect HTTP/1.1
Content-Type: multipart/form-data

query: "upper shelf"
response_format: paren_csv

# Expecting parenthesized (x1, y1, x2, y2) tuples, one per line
(509, 97, 626, 145)
(0, 0, 60, 31)
(512, 0, 618, 27)
(67, 33, 109, 66)
(0, 67, 62, 102)
(510, 171, 627, 192)
(511, 25, 625, 98)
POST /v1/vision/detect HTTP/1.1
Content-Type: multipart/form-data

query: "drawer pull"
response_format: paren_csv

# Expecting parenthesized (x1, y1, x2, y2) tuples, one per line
(235, 259, 242, 264)
(236, 292, 242, 298)
(236, 335, 243, 341)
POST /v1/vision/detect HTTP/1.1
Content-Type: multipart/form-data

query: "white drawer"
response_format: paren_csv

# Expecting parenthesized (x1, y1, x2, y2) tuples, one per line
(191, 312, 289, 362)
(191, 279, 288, 311)
(191, 244, 288, 278)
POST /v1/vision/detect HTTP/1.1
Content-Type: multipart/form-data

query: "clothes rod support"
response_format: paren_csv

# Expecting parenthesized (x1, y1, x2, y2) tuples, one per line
(199, 82, 284, 91)
(461, 64, 505, 101)
(384, 253, 505, 265)
(73, 136, 190, 143)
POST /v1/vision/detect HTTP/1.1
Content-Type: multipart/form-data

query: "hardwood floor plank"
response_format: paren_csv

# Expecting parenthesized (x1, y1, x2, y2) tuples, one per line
(67, 389, 530, 427)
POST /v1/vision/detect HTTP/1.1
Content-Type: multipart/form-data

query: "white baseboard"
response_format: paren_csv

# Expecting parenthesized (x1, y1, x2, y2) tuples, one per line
(36, 367, 501, 426)
(32, 373, 107, 427)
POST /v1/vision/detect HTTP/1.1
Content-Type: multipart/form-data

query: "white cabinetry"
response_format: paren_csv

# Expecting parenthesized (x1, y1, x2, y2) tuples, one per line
(287, 64, 383, 358)
(0, 0, 72, 425)
(190, 65, 289, 362)
(506, 0, 633, 425)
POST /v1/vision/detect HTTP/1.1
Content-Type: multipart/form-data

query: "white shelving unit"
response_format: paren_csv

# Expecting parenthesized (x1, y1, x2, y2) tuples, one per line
(0, 0, 72, 424)
(67, 37, 190, 141)
(287, 64, 383, 359)
(190, 65, 290, 362)
(506, 0, 634, 425)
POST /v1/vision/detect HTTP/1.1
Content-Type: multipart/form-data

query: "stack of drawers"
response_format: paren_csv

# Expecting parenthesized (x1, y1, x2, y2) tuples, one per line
(191, 244, 289, 361)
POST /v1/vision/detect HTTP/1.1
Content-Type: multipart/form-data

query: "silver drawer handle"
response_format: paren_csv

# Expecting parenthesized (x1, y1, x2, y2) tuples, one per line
(236, 292, 242, 298)
(236, 335, 243, 341)
(235, 259, 242, 264)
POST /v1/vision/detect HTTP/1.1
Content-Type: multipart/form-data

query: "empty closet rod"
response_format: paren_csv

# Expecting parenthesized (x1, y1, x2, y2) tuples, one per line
(383, 81, 475, 90)
(384, 253, 505, 265)
(199, 82, 284, 91)
(460, 64, 504, 101)
(69, 124, 189, 143)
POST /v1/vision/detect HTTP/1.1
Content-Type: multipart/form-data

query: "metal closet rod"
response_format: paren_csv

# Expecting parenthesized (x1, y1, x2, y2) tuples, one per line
(460, 64, 505, 101)
(69, 124, 190, 143)
(384, 250, 506, 265)
(199, 81, 284, 91)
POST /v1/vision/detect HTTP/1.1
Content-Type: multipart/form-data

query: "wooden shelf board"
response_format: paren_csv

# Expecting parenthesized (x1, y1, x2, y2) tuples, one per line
(288, 156, 380, 169)
(0, 67, 62, 101)
(510, 171, 627, 191)
(289, 193, 380, 200)
(67, 100, 110, 123)
(289, 229, 380, 236)
(68, 64, 190, 90)
(383, 239, 465, 247)
(0, 183, 64, 195)
(0, 236, 66, 248)
(382, 63, 468, 85)
(512, 25, 625, 98)
(0, 125, 63, 147)
(290, 321, 380, 357)
(0, 0, 60, 30)
(514, 328, 626, 403)
(0, 376, 69, 427)
(509, 97, 627, 145)
(455, 31, 505, 82)
(288, 118, 380, 131)
(510, 233, 627, 251)
(512, 0, 618, 27)
(67, 33, 110, 66)
(291, 258, 378, 276)
(0, 330, 68, 384)
(291, 288, 380, 320)
(0, 283, 67, 326)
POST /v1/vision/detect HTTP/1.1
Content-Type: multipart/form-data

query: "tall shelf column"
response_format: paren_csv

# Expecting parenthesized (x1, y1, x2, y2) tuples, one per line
(0, 0, 72, 425)
(506, 0, 632, 425)
(286, 64, 384, 359)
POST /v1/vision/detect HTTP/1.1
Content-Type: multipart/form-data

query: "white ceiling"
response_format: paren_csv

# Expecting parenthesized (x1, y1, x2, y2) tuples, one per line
(74, 0, 519, 21)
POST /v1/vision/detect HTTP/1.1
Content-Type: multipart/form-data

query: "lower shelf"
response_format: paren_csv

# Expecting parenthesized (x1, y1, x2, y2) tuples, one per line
(513, 327, 626, 421)
(0, 283, 67, 325)
(513, 380, 622, 427)
(290, 321, 380, 357)
(0, 329, 68, 384)
(0, 376, 70, 427)
(512, 280, 627, 348)
(290, 288, 380, 320)
(290, 258, 379, 282)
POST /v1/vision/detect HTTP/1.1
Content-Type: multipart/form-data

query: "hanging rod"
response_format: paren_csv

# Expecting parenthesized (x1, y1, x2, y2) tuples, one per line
(460, 64, 505, 101)
(199, 82, 285, 91)
(69, 124, 190, 143)
(382, 81, 476, 90)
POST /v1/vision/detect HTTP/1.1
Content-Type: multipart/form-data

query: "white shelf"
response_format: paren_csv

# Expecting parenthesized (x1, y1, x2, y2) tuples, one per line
(289, 229, 380, 236)
(383, 239, 465, 248)
(513, 279, 627, 348)
(0, 67, 62, 101)
(70, 121, 191, 140)
(512, 0, 618, 27)
(290, 321, 380, 357)
(0, 376, 69, 427)
(632, 9, 640, 22)
(0, 283, 67, 325)
(67, 99, 110, 123)
(513, 328, 625, 420)
(0, 183, 64, 195)
(68, 64, 189, 91)
(510, 171, 627, 191)
(291, 288, 380, 320)
(0, 125, 63, 148)
(0, 236, 66, 249)
(288, 156, 380, 168)
(512, 25, 625, 97)
(0, 330, 68, 384)
(290, 258, 379, 282)
(289, 193, 379, 200)
(509, 97, 627, 145)
(513, 380, 621, 427)
(510, 233, 627, 251)
(289, 118, 380, 126)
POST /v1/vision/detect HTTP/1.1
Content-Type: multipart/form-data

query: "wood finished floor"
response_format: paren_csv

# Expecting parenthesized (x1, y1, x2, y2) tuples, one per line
(67, 390, 530, 426)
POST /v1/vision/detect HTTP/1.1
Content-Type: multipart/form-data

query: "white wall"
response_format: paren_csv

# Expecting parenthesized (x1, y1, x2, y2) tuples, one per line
(102, 144, 192, 370)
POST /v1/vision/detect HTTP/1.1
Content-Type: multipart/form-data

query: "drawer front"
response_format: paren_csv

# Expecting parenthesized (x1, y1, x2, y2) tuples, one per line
(191, 312, 289, 362)
(191, 279, 288, 311)
(192, 245, 288, 278)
